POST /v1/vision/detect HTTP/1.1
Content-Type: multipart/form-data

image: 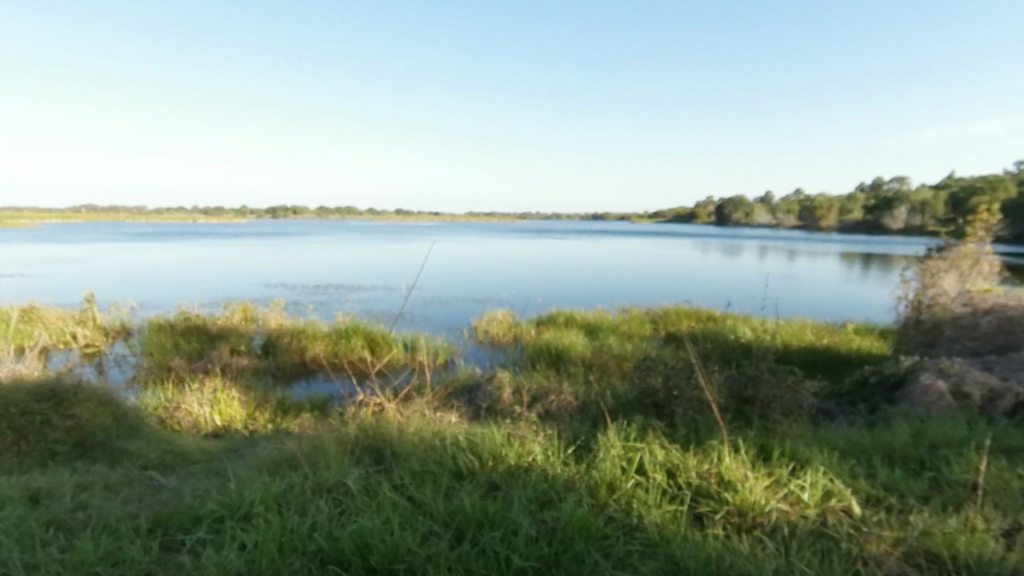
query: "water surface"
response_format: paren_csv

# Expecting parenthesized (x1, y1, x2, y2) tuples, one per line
(0, 220, 946, 333)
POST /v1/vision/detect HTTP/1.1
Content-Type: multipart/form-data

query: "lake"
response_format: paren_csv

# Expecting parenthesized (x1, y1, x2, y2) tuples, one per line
(0, 219, 949, 334)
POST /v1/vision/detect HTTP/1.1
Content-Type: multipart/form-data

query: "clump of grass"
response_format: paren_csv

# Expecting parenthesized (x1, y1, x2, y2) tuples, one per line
(444, 369, 582, 422)
(139, 308, 259, 380)
(479, 307, 890, 384)
(136, 376, 330, 436)
(261, 321, 408, 378)
(471, 308, 522, 344)
(0, 294, 128, 354)
(0, 295, 130, 384)
(586, 423, 863, 534)
(139, 302, 454, 383)
(466, 306, 889, 427)
(620, 349, 816, 431)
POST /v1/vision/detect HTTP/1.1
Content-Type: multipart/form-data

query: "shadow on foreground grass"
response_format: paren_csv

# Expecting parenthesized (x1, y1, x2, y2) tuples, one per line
(2, 376, 1023, 574)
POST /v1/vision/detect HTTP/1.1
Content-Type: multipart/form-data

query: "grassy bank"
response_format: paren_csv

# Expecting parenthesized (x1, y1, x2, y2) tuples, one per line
(0, 208, 521, 226)
(1, 300, 1022, 574)
(0, 210, 248, 225)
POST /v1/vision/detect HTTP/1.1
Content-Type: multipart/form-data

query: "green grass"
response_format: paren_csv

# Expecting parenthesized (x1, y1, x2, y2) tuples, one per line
(0, 295, 128, 354)
(138, 301, 455, 383)
(136, 375, 331, 436)
(473, 306, 891, 381)
(2, 300, 1022, 574)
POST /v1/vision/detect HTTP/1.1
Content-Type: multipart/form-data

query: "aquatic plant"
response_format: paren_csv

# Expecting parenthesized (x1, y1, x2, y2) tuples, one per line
(136, 375, 330, 436)
(137, 302, 454, 384)
(0, 294, 128, 354)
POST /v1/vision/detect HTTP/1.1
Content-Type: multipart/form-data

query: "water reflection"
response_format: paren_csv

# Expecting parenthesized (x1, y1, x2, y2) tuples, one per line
(839, 252, 916, 277)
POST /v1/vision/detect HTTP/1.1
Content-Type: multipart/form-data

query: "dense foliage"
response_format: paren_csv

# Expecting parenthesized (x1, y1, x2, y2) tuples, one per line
(655, 161, 1024, 240)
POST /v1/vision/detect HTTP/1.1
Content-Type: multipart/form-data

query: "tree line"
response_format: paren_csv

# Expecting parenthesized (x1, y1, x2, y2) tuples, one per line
(648, 160, 1024, 241)
(5, 160, 1023, 240)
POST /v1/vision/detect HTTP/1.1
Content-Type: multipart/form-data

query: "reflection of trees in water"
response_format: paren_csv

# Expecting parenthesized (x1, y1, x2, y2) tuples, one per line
(697, 241, 912, 270)
(692, 240, 916, 279)
(695, 241, 802, 261)
(838, 252, 916, 276)
(695, 240, 746, 258)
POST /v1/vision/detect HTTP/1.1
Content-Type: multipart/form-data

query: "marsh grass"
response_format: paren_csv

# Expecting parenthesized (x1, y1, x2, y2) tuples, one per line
(474, 306, 891, 382)
(466, 306, 890, 429)
(0, 294, 128, 354)
(5, 300, 1024, 574)
(0, 295, 129, 384)
(136, 376, 331, 436)
(139, 301, 455, 385)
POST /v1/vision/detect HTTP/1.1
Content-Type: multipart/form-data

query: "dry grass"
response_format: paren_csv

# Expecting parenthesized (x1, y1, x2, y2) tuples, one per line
(896, 241, 1024, 357)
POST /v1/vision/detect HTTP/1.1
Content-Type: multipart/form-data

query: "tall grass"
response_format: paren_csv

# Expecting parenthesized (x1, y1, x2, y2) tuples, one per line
(0, 295, 129, 383)
(138, 301, 454, 383)
(4, 299, 1024, 574)
(2, 383, 1022, 574)
(0, 294, 127, 354)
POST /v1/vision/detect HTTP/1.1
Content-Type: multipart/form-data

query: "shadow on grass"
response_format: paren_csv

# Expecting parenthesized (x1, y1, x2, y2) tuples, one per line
(0, 377, 204, 472)
(1, 379, 1021, 574)
(667, 324, 892, 386)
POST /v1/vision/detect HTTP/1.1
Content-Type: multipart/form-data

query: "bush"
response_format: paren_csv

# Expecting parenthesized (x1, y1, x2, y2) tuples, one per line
(896, 241, 1024, 357)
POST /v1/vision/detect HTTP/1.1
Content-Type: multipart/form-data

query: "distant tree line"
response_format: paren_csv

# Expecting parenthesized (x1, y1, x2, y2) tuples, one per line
(648, 160, 1024, 241)
(5, 160, 1023, 240)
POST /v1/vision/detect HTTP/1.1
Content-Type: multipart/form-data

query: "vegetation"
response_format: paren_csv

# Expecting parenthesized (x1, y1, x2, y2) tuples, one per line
(6, 160, 1024, 242)
(655, 161, 1024, 241)
(3, 290, 1024, 574)
(0, 205, 517, 225)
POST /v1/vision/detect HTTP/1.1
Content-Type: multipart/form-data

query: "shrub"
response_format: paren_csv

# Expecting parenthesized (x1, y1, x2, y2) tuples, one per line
(896, 241, 1024, 357)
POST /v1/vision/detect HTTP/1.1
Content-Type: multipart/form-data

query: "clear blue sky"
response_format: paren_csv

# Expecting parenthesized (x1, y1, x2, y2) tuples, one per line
(2, 1, 1022, 212)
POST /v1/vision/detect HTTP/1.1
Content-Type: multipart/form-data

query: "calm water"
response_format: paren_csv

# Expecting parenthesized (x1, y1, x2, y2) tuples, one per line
(0, 220, 946, 334)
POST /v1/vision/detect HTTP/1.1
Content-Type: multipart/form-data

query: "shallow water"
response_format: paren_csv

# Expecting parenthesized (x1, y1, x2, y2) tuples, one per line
(0, 219, 954, 332)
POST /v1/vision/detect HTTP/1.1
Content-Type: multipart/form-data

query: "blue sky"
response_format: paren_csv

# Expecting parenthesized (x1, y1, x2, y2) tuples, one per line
(1, 1, 1022, 212)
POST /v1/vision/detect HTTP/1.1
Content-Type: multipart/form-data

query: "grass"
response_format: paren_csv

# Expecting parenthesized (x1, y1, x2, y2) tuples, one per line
(0, 295, 130, 383)
(2, 299, 1023, 574)
(0, 295, 127, 354)
(0, 210, 246, 224)
(0, 209, 519, 225)
(135, 375, 331, 436)
(138, 301, 455, 383)
(469, 307, 891, 428)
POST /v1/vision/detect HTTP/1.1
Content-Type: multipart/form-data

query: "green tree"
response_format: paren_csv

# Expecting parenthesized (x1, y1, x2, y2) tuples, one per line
(838, 191, 866, 223)
(798, 194, 840, 230)
(771, 189, 805, 227)
(690, 196, 718, 224)
(714, 195, 755, 226)
(948, 175, 1016, 240)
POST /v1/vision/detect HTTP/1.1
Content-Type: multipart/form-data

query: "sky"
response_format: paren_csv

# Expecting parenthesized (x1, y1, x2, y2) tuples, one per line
(1, 1, 1023, 212)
